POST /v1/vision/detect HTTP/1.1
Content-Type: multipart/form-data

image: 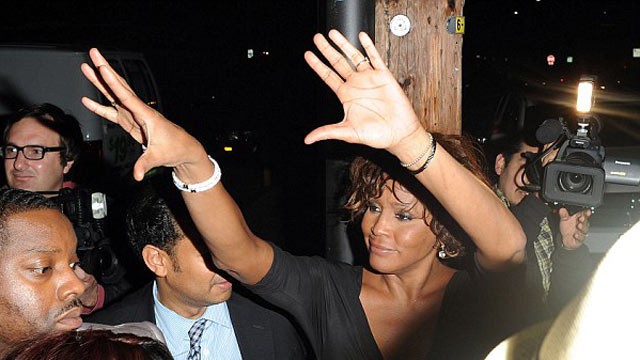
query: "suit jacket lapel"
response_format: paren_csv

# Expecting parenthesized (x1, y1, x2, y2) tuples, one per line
(227, 292, 275, 359)
(140, 282, 157, 324)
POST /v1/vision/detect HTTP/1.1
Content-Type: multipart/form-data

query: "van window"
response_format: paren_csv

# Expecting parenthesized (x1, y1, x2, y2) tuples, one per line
(122, 60, 158, 110)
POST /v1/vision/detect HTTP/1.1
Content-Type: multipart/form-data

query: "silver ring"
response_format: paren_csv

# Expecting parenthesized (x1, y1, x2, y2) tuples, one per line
(355, 57, 370, 71)
(110, 100, 118, 108)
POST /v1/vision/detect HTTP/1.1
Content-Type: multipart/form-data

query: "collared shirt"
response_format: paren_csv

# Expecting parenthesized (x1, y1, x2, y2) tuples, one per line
(153, 281, 243, 360)
(493, 185, 511, 208)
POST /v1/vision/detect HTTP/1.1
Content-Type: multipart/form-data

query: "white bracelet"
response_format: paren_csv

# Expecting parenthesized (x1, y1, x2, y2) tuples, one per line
(172, 156, 221, 193)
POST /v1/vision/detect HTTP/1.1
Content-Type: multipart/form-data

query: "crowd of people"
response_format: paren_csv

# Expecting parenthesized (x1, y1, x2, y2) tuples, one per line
(0, 30, 601, 359)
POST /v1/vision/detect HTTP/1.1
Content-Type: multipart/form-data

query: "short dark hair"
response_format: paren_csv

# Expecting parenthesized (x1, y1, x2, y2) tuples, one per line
(499, 133, 539, 163)
(484, 131, 541, 184)
(2, 329, 173, 360)
(0, 188, 58, 249)
(2, 103, 85, 166)
(126, 177, 202, 263)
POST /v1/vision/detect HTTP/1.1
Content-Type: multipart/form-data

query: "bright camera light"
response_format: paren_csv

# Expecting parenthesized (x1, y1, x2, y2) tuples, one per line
(576, 80, 594, 113)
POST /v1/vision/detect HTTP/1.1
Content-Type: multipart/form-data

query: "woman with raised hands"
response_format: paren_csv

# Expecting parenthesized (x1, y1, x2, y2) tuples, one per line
(81, 30, 526, 359)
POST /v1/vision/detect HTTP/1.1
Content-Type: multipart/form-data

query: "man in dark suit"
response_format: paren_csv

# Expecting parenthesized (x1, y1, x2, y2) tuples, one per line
(86, 180, 308, 360)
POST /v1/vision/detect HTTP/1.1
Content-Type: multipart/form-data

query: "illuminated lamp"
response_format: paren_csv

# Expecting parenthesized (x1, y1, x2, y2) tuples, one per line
(576, 75, 596, 113)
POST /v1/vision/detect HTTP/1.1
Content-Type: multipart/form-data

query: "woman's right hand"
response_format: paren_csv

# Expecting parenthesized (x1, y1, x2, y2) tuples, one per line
(80, 48, 210, 182)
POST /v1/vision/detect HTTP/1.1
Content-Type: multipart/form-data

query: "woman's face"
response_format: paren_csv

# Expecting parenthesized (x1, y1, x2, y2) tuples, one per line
(360, 182, 437, 275)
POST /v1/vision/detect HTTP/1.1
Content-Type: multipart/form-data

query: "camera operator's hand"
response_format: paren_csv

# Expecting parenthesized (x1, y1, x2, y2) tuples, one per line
(541, 144, 560, 167)
(75, 265, 99, 308)
(558, 207, 592, 250)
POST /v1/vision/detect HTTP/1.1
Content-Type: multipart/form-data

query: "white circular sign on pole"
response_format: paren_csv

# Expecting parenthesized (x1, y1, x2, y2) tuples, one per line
(390, 15, 411, 37)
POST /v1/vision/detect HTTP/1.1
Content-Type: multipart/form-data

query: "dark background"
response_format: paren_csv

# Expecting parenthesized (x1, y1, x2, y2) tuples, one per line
(1, 0, 638, 256)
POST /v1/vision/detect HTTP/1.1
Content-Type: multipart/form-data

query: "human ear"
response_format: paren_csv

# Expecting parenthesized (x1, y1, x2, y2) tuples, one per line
(494, 154, 506, 176)
(62, 159, 75, 174)
(142, 245, 170, 277)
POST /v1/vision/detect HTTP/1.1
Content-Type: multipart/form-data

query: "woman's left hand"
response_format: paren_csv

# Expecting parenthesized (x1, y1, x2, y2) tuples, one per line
(303, 30, 424, 157)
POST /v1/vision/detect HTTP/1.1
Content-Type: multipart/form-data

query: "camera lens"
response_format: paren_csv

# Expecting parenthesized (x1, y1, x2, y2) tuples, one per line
(558, 171, 592, 194)
(555, 151, 600, 194)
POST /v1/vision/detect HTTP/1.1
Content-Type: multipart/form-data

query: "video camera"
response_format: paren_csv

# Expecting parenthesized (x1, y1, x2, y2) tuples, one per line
(523, 76, 640, 209)
(51, 187, 125, 284)
(524, 117, 606, 208)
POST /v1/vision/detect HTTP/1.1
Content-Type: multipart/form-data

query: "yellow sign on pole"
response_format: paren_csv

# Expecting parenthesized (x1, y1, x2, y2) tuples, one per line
(446, 16, 465, 34)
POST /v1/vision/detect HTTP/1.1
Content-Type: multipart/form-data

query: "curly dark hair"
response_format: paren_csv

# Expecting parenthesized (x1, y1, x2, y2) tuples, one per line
(344, 133, 490, 261)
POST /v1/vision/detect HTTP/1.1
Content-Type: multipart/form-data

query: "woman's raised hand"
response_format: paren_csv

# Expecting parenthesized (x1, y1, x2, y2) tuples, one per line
(303, 30, 423, 155)
(80, 48, 207, 181)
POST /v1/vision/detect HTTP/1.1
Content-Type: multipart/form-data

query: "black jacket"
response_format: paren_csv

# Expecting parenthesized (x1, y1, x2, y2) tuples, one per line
(511, 195, 595, 317)
(86, 282, 309, 360)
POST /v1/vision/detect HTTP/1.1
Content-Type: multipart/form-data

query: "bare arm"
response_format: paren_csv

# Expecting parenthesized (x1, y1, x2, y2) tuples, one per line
(412, 134, 526, 269)
(80, 49, 272, 284)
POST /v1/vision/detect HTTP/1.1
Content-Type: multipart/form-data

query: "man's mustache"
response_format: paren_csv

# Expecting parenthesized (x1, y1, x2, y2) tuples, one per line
(57, 298, 83, 317)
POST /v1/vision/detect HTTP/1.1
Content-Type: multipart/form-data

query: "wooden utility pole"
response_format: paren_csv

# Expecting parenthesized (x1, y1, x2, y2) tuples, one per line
(375, 0, 465, 135)
(323, 0, 466, 263)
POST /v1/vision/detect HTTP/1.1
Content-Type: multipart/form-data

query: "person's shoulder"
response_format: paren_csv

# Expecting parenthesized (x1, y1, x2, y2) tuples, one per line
(259, 242, 360, 286)
(227, 286, 310, 358)
(80, 321, 167, 345)
(228, 284, 282, 314)
(228, 284, 302, 328)
(271, 242, 360, 274)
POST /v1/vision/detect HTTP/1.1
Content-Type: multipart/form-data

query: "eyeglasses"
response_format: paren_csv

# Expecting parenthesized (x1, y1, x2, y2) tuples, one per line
(1, 145, 66, 160)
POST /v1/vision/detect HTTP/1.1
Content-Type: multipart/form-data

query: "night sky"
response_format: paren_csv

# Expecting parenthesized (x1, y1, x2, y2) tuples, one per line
(1, 1, 638, 255)
(2, 1, 637, 138)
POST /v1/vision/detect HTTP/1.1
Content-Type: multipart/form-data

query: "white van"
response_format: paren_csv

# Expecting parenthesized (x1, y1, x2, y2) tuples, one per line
(0, 45, 162, 178)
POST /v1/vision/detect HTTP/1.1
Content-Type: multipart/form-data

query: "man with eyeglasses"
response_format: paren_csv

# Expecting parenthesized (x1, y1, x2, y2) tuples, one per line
(2, 103, 83, 195)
